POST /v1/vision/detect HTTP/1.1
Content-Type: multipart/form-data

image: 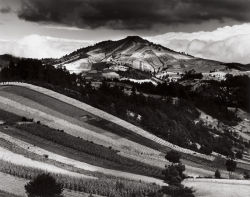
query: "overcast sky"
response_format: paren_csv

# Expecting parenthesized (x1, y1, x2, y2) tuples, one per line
(1, 0, 250, 63)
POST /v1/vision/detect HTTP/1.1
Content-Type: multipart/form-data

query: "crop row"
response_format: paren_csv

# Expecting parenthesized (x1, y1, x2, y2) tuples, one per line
(0, 160, 160, 197)
(16, 123, 163, 178)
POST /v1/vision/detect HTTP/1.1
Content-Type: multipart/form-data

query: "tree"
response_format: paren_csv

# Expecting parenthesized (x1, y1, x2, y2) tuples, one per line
(25, 173, 63, 197)
(215, 169, 221, 179)
(235, 151, 243, 159)
(165, 150, 181, 164)
(161, 151, 194, 197)
(163, 151, 184, 186)
(163, 163, 186, 186)
(200, 145, 213, 155)
(225, 159, 237, 178)
(243, 171, 250, 179)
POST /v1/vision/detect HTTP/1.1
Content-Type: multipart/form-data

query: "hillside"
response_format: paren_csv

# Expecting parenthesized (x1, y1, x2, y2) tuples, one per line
(0, 39, 250, 197)
(2, 37, 250, 85)
(47, 36, 229, 75)
(0, 82, 249, 196)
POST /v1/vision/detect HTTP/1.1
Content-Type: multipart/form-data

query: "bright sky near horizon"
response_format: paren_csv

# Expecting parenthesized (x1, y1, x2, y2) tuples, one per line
(0, 0, 250, 64)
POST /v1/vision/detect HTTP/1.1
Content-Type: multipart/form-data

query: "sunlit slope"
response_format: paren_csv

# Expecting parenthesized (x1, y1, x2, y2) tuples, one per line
(50, 36, 227, 74)
(1, 82, 249, 182)
(0, 82, 212, 160)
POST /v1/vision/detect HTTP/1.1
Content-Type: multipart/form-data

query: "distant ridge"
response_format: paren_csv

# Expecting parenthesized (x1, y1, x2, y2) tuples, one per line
(1, 37, 249, 74)
(48, 36, 234, 74)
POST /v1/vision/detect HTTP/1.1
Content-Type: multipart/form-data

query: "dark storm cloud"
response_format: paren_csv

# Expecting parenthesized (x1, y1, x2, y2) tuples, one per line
(18, 0, 250, 30)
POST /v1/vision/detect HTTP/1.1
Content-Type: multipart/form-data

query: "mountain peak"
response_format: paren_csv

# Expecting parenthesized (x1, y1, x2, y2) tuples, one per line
(123, 36, 147, 43)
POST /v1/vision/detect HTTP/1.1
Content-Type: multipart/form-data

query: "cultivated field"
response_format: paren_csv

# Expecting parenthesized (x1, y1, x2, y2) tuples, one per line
(0, 159, 160, 197)
(184, 179, 250, 197)
(0, 83, 223, 177)
(0, 172, 104, 197)
(0, 88, 160, 157)
(0, 146, 90, 178)
(1, 85, 174, 155)
(0, 82, 249, 197)
(0, 82, 214, 160)
(0, 129, 165, 185)
(0, 172, 27, 197)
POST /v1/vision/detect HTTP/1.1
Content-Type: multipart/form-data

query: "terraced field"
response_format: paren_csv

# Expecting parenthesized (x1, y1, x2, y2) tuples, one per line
(2, 122, 217, 178)
(0, 141, 95, 179)
(0, 84, 220, 172)
(0, 85, 175, 154)
(0, 126, 164, 183)
(0, 83, 247, 175)
(0, 83, 166, 196)
(0, 82, 249, 196)
(0, 86, 160, 157)
(0, 82, 214, 160)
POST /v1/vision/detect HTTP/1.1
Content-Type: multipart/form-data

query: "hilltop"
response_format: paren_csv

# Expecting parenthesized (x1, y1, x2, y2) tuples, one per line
(47, 36, 228, 74)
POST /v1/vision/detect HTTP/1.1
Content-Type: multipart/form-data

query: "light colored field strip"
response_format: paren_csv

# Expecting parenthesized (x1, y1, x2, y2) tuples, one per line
(0, 131, 166, 186)
(0, 82, 214, 161)
(0, 94, 159, 157)
(0, 172, 27, 196)
(0, 130, 97, 172)
(0, 90, 121, 140)
(185, 178, 250, 185)
(184, 179, 250, 197)
(0, 147, 90, 179)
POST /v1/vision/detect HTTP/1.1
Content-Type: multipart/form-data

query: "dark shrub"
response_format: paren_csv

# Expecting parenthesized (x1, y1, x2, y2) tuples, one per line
(244, 171, 250, 179)
(163, 164, 185, 186)
(235, 151, 243, 159)
(200, 145, 213, 155)
(215, 169, 221, 179)
(162, 185, 195, 197)
(165, 151, 181, 164)
(225, 159, 237, 178)
(25, 173, 63, 197)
